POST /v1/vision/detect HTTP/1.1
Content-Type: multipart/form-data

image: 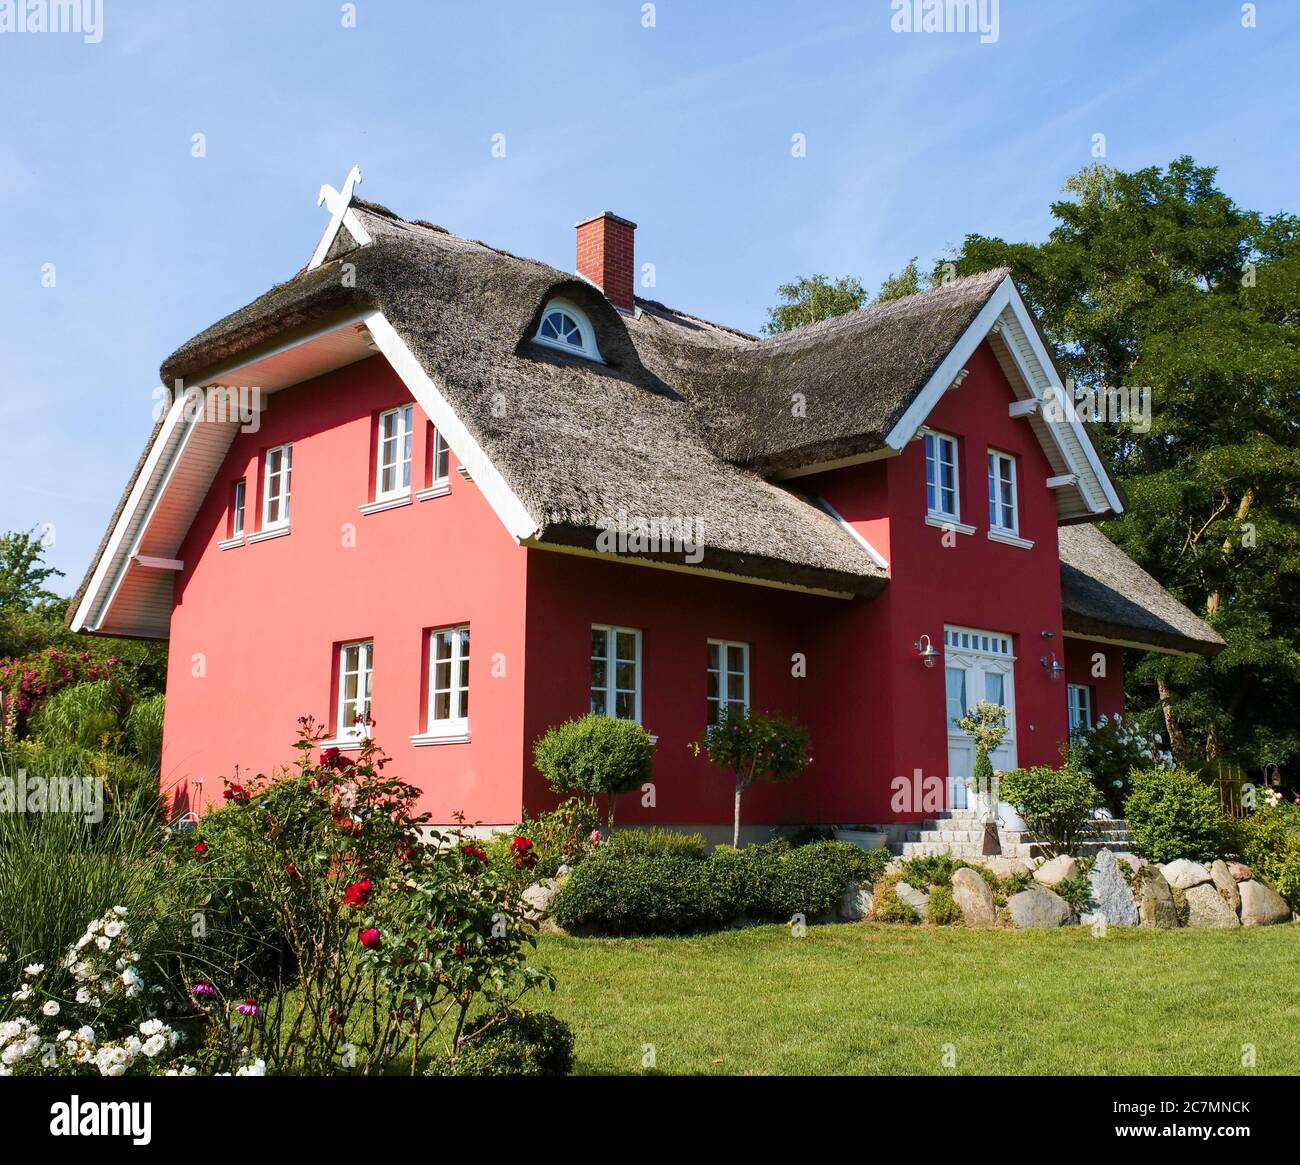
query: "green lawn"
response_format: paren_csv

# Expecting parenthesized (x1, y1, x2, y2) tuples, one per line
(536, 924, 1300, 1076)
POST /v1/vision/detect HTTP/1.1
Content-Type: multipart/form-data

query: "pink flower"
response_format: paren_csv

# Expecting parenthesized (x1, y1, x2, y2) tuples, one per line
(358, 927, 382, 950)
(589, 829, 602, 843)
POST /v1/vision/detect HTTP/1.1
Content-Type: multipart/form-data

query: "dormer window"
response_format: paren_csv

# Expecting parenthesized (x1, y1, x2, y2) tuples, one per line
(533, 299, 601, 361)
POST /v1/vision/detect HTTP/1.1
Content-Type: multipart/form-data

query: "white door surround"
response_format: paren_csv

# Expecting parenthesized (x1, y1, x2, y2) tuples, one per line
(943, 625, 1017, 809)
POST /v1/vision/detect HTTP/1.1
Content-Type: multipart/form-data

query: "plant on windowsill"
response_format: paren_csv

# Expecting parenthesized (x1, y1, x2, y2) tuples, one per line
(532, 714, 655, 829)
(690, 707, 812, 849)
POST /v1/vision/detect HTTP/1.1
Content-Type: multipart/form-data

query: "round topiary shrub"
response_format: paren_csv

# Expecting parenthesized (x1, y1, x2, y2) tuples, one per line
(427, 1009, 575, 1077)
(1124, 767, 1227, 863)
(533, 715, 654, 823)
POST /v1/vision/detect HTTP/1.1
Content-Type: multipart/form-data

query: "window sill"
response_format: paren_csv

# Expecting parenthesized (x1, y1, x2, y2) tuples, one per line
(925, 513, 975, 536)
(411, 726, 471, 746)
(248, 526, 290, 543)
(988, 528, 1035, 550)
(359, 494, 412, 516)
(415, 481, 450, 502)
(217, 536, 245, 551)
(319, 736, 366, 752)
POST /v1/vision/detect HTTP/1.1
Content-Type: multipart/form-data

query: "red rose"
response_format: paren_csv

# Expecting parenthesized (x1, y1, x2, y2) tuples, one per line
(343, 879, 372, 908)
(284, 863, 299, 878)
(358, 927, 382, 950)
(460, 845, 487, 862)
(193, 841, 208, 858)
(453, 943, 467, 957)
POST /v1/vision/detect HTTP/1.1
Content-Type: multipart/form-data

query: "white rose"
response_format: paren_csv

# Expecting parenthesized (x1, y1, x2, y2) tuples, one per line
(42, 1000, 60, 1017)
(141, 1034, 167, 1058)
(95, 937, 111, 952)
(23, 963, 44, 977)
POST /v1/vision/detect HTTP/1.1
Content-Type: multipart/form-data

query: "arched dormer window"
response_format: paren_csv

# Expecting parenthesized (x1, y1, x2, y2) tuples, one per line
(532, 298, 601, 361)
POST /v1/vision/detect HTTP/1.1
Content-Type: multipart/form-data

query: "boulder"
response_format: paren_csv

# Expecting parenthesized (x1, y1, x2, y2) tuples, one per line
(1227, 862, 1252, 882)
(1184, 883, 1241, 928)
(1160, 859, 1212, 891)
(1136, 866, 1179, 928)
(1084, 849, 1139, 927)
(951, 867, 996, 927)
(1209, 859, 1240, 914)
(977, 856, 1031, 879)
(1007, 884, 1072, 929)
(1033, 855, 1079, 887)
(520, 878, 560, 920)
(1239, 880, 1291, 926)
(838, 879, 875, 922)
(894, 881, 930, 919)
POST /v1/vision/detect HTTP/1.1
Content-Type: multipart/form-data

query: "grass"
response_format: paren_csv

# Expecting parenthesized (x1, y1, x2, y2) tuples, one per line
(535, 924, 1300, 1076)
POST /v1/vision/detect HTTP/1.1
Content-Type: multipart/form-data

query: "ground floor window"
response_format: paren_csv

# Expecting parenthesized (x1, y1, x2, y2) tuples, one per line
(336, 640, 373, 740)
(591, 625, 641, 722)
(707, 639, 749, 723)
(428, 625, 470, 732)
(1067, 682, 1093, 732)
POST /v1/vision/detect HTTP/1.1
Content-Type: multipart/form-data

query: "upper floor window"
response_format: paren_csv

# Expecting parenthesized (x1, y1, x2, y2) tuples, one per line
(432, 428, 450, 483)
(376, 405, 413, 500)
(231, 479, 246, 537)
(262, 444, 292, 530)
(988, 450, 1018, 534)
(533, 299, 601, 361)
(707, 639, 749, 724)
(336, 639, 373, 742)
(924, 431, 960, 520)
(1067, 683, 1092, 732)
(591, 624, 641, 722)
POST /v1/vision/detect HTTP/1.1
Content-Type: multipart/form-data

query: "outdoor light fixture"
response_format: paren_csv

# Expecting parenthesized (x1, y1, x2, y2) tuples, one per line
(914, 635, 941, 668)
(1040, 652, 1066, 680)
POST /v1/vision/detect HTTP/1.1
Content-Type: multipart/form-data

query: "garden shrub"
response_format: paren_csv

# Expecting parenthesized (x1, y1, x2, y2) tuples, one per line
(1235, 803, 1300, 904)
(1052, 875, 1091, 915)
(871, 873, 919, 924)
(533, 715, 654, 823)
(32, 679, 129, 751)
(1070, 713, 1173, 815)
(999, 762, 1098, 857)
(901, 852, 961, 887)
(126, 693, 165, 763)
(1124, 767, 1227, 863)
(425, 1008, 574, 1077)
(605, 827, 708, 861)
(926, 884, 962, 925)
(857, 846, 891, 884)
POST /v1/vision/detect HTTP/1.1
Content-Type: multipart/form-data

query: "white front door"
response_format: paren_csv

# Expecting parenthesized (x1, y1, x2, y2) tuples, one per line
(944, 626, 1017, 809)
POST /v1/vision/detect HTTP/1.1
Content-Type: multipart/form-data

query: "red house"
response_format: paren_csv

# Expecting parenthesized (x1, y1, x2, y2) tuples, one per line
(69, 174, 1222, 842)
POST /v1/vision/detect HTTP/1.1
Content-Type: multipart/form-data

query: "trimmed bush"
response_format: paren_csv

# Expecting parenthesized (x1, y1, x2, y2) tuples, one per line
(926, 884, 962, 925)
(999, 762, 1098, 857)
(605, 827, 708, 861)
(550, 839, 885, 936)
(1235, 803, 1300, 904)
(1124, 767, 1227, 863)
(427, 1009, 575, 1077)
(533, 715, 653, 821)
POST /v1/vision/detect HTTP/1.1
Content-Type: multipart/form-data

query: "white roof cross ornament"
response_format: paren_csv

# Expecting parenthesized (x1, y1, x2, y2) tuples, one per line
(308, 164, 373, 270)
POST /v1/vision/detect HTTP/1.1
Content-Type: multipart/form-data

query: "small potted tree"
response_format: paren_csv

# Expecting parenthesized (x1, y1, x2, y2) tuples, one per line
(533, 714, 655, 829)
(690, 707, 812, 848)
(956, 700, 1015, 850)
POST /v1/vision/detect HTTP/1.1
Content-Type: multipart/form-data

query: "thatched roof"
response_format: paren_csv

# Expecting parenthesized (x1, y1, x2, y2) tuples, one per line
(1059, 525, 1224, 655)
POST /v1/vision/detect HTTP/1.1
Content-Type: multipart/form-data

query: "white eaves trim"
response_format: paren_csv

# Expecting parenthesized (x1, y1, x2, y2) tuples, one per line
(882, 276, 1124, 518)
(814, 496, 889, 570)
(362, 312, 540, 543)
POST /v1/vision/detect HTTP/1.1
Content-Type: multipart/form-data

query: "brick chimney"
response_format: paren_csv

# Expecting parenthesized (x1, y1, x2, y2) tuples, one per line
(575, 211, 636, 311)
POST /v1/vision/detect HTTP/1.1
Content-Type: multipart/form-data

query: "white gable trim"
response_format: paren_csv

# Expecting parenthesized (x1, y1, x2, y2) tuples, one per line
(882, 276, 1123, 517)
(307, 165, 373, 271)
(362, 312, 539, 542)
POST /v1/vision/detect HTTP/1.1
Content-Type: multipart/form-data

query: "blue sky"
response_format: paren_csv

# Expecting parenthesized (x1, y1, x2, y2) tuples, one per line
(1, 0, 1296, 591)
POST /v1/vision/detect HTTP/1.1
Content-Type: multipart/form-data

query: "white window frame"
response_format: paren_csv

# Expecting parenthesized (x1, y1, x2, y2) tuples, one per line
(334, 640, 373, 744)
(590, 624, 642, 723)
(375, 405, 414, 501)
(432, 429, 450, 483)
(706, 639, 750, 724)
(231, 478, 246, 537)
(988, 449, 1019, 535)
(261, 443, 292, 531)
(419, 625, 470, 742)
(533, 298, 602, 362)
(1067, 683, 1093, 732)
(924, 430, 960, 522)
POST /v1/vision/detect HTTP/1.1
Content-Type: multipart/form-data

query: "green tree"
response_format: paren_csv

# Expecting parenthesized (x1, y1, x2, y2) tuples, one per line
(873, 257, 930, 303)
(941, 158, 1300, 772)
(762, 274, 867, 335)
(0, 529, 64, 612)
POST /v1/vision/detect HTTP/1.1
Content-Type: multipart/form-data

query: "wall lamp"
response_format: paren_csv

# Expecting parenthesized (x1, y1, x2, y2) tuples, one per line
(914, 635, 942, 668)
(1040, 652, 1066, 680)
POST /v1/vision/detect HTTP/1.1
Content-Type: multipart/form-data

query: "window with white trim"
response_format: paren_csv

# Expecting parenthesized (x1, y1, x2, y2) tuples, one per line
(428, 625, 470, 733)
(336, 640, 373, 741)
(432, 428, 450, 484)
(590, 625, 641, 722)
(231, 479, 246, 537)
(1067, 683, 1092, 732)
(988, 450, 1018, 534)
(262, 444, 292, 530)
(533, 299, 601, 361)
(924, 431, 960, 520)
(707, 639, 749, 724)
(376, 405, 413, 499)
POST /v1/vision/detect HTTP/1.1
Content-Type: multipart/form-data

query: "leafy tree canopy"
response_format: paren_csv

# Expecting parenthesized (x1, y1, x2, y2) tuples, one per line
(762, 274, 867, 335)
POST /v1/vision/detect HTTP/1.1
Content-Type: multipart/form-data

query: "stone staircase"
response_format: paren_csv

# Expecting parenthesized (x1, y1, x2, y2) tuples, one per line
(890, 811, 1134, 862)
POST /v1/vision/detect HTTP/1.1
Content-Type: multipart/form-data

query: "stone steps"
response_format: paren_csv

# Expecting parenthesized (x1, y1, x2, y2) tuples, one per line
(889, 812, 1135, 862)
